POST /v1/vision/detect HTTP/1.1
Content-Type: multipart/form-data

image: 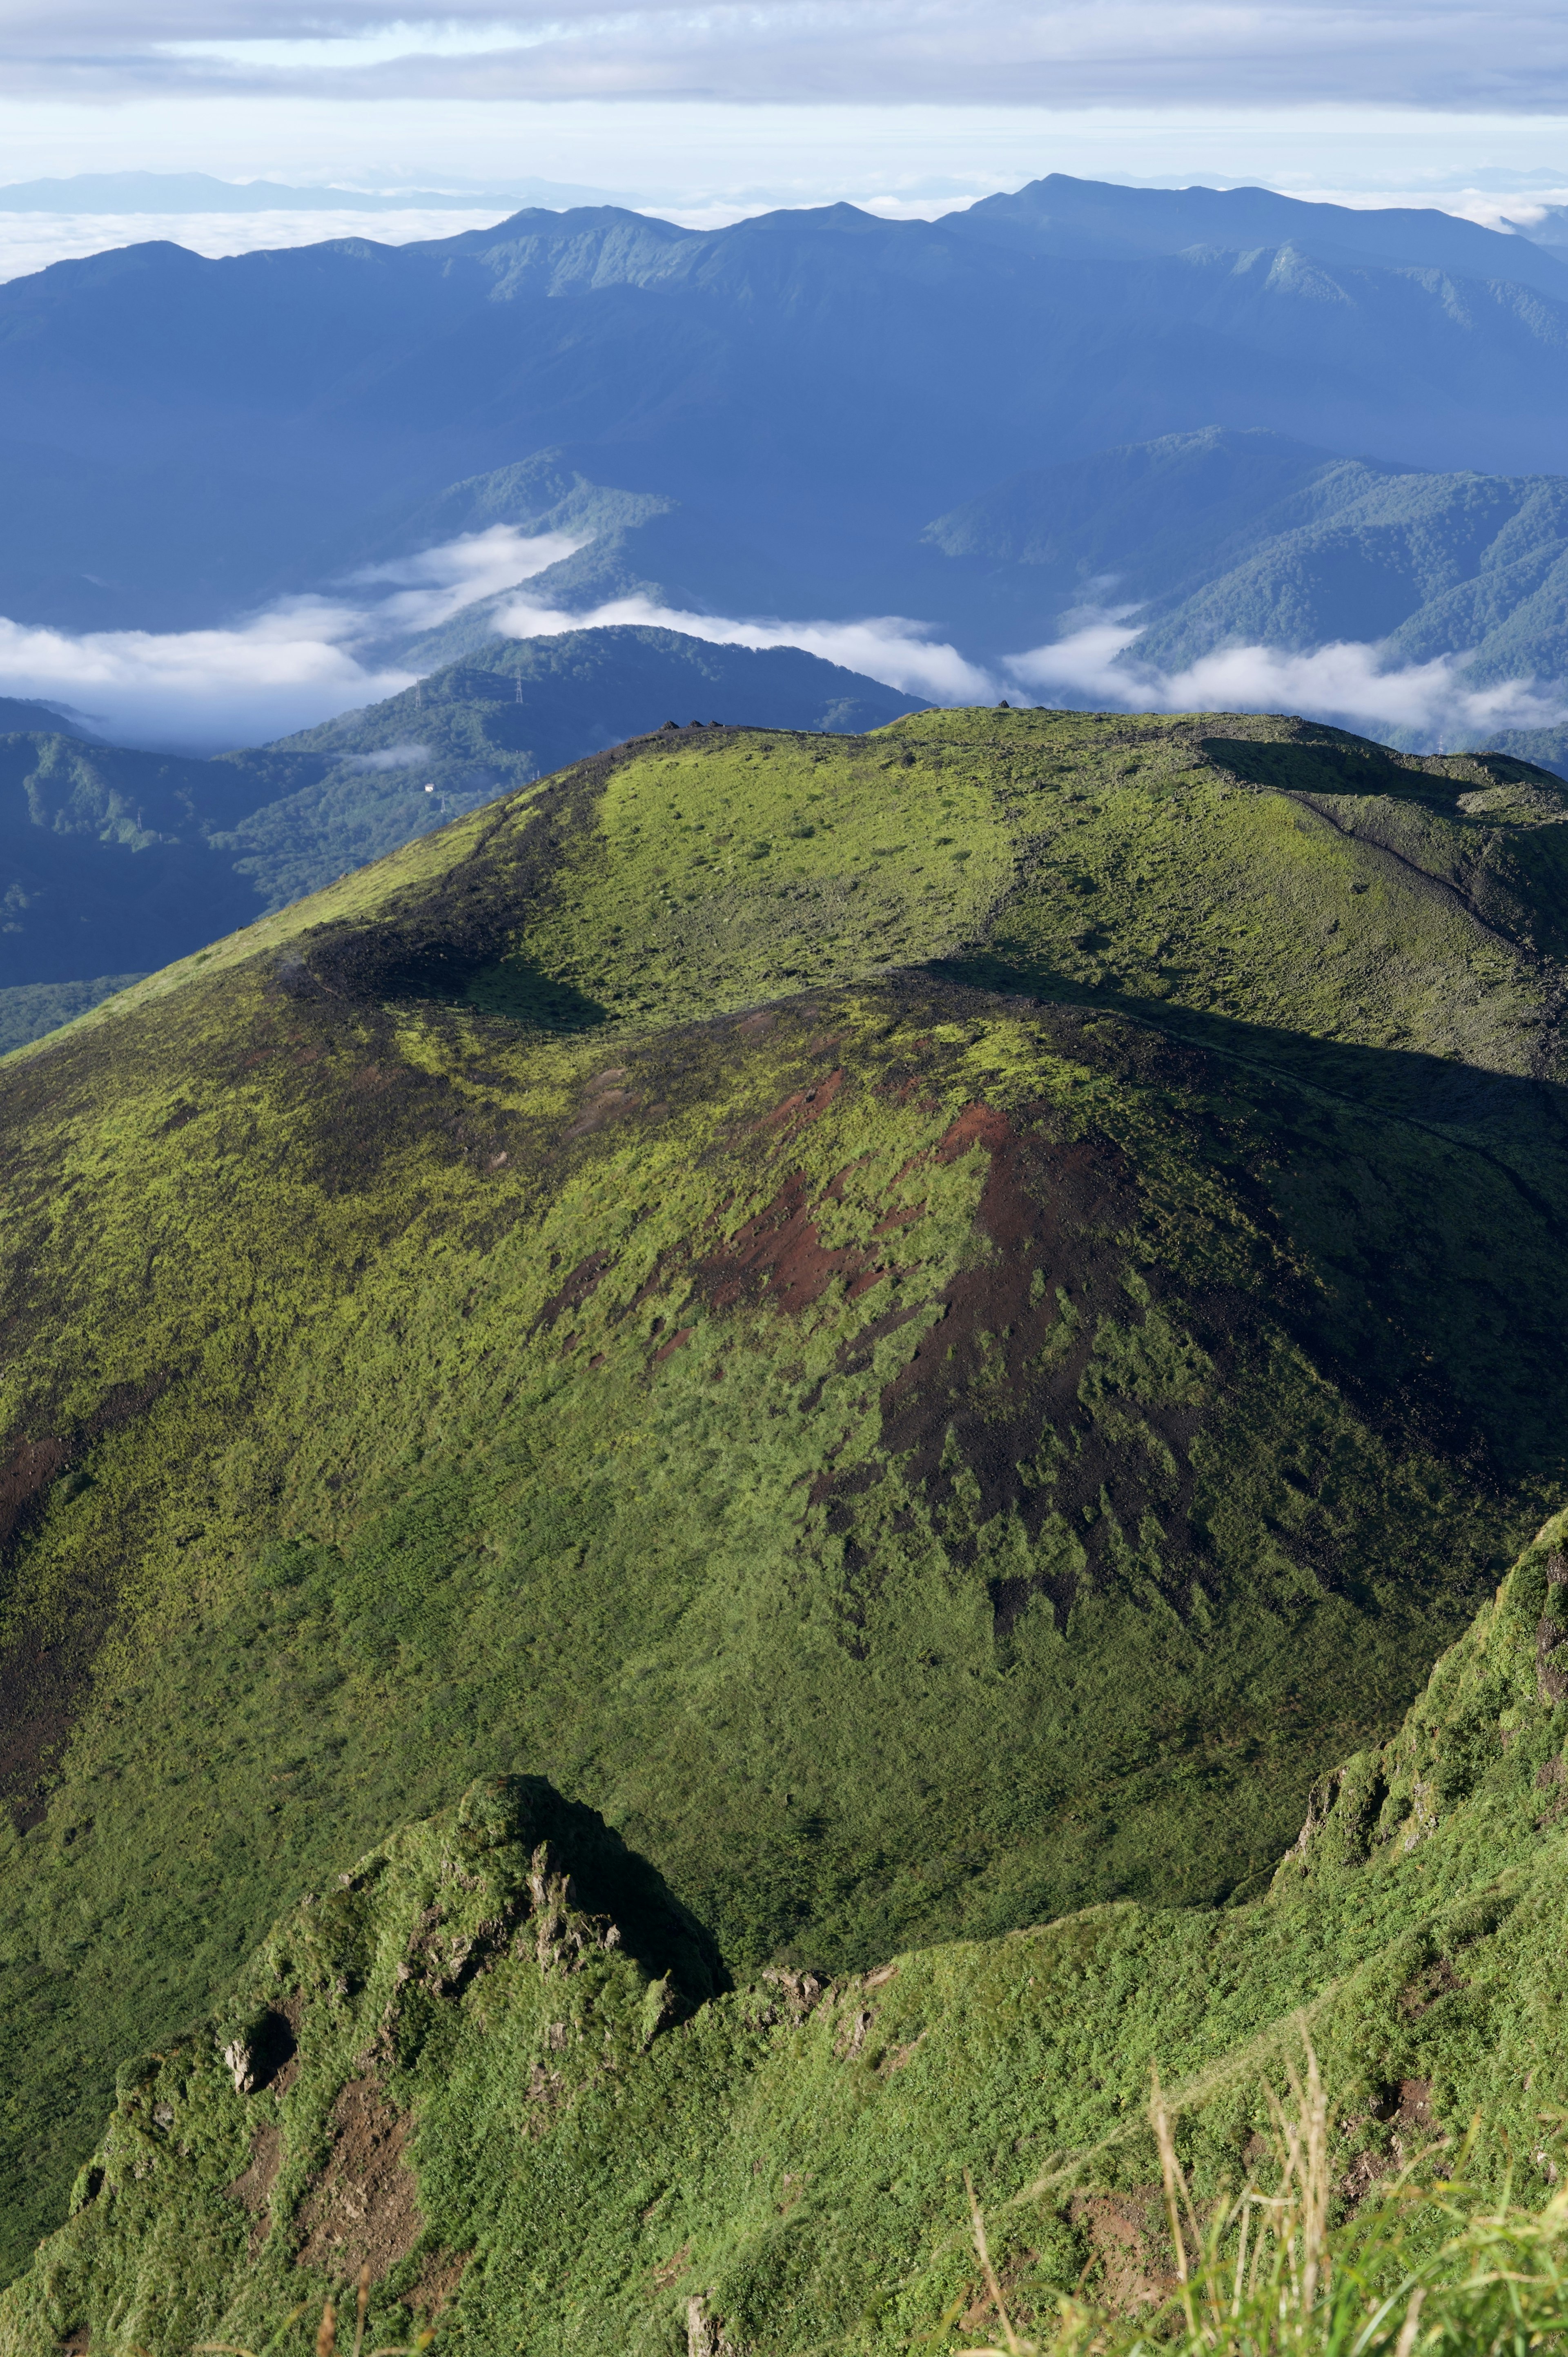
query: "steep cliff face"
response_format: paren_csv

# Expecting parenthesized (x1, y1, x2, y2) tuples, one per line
(4, 707, 1568, 2277)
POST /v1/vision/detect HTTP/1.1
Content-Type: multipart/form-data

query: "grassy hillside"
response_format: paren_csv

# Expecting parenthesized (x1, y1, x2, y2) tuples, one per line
(2, 707, 1567, 2284)
(0, 630, 919, 1021)
(3, 1501, 1564, 2357)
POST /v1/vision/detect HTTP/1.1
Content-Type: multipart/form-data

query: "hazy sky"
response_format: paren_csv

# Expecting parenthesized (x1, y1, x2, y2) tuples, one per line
(0, 2, 1565, 215)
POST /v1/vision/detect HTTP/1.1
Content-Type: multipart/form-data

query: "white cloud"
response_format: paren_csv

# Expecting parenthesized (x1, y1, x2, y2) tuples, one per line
(492, 587, 995, 703)
(0, 0, 1566, 110)
(345, 524, 587, 632)
(0, 551, 989, 750)
(338, 740, 432, 770)
(0, 602, 416, 751)
(3, 512, 1563, 760)
(0, 524, 581, 748)
(1004, 624, 1568, 743)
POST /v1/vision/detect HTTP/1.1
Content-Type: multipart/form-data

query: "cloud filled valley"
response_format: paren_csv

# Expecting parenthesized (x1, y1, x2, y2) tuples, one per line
(3, 511, 1565, 769)
(1007, 615, 1568, 745)
(9, 574, 1565, 771)
(0, 525, 587, 749)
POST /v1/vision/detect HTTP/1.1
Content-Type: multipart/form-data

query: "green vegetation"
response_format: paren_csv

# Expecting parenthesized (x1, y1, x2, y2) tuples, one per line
(3, 1498, 1565, 2356)
(0, 629, 917, 999)
(924, 431, 1568, 772)
(0, 975, 144, 1057)
(2, 705, 1567, 2316)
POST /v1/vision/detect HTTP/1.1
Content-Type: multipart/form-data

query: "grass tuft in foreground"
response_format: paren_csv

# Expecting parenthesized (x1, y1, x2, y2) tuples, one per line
(961, 2045, 1568, 2357)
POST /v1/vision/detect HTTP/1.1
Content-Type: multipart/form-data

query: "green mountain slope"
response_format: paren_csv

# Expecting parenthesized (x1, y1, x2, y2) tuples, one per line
(0, 630, 919, 1033)
(2, 708, 1568, 2281)
(3, 1503, 1564, 2357)
(920, 428, 1399, 621)
(1131, 473, 1568, 678)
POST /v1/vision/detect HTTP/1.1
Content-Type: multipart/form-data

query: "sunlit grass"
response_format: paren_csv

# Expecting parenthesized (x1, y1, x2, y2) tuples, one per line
(959, 2045, 1568, 2357)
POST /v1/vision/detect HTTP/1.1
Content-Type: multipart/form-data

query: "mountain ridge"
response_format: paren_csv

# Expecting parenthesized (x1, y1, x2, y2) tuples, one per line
(0, 627, 921, 1037)
(4, 176, 1568, 638)
(1, 1304, 1565, 2352)
(3, 703, 1568, 2277)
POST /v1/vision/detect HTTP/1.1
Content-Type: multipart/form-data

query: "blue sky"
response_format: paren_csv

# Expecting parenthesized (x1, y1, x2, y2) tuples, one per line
(0, 2, 1564, 217)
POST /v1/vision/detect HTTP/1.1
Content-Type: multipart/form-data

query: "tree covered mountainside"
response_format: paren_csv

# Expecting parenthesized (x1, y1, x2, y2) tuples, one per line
(925, 428, 1568, 675)
(3, 176, 1568, 638)
(3, 705, 1568, 2301)
(0, 629, 918, 1047)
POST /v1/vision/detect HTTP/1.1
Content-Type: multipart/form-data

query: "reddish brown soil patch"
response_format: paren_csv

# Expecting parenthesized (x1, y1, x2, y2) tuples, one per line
(1399, 1961, 1465, 2017)
(701, 1171, 884, 1317)
(1069, 2190, 1174, 2311)
(848, 1106, 1215, 1639)
(871, 1202, 925, 1235)
(536, 1250, 612, 1332)
(294, 2076, 421, 2282)
(693, 1083, 1258, 1642)
(1341, 2078, 1440, 2201)
(758, 1068, 843, 1133)
(653, 1327, 695, 1362)
(226, 2123, 284, 2257)
(936, 1102, 1009, 1160)
(566, 1085, 640, 1139)
(1389, 2078, 1437, 2138)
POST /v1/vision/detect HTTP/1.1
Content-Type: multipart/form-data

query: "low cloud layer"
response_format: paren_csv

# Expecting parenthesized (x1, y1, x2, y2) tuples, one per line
(0, 604, 415, 754)
(0, 527, 581, 750)
(338, 740, 432, 772)
(1, 0, 1566, 111)
(1006, 622, 1568, 743)
(0, 531, 1563, 760)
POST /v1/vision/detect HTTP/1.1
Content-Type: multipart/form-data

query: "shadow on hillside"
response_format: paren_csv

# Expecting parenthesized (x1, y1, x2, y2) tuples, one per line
(465, 961, 609, 1031)
(922, 948, 1568, 1487)
(365, 940, 609, 1032)
(931, 948, 1568, 1154)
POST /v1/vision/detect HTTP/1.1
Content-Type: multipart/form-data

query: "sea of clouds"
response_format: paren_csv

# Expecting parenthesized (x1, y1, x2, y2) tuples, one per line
(0, 526, 1564, 756)
(0, 207, 514, 285)
(1005, 616, 1568, 743)
(0, 525, 583, 750)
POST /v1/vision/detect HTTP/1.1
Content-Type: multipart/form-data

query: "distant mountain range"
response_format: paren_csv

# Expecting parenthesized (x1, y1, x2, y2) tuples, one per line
(3, 173, 1568, 644)
(0, 628, 918, 1050)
